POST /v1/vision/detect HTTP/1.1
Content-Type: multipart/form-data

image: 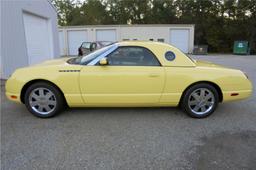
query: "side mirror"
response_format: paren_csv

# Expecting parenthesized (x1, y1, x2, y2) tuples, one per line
(99, 58, 108, 65)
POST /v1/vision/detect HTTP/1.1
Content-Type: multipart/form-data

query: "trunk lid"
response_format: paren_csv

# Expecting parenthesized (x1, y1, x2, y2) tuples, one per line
(194, 60, 224, 68)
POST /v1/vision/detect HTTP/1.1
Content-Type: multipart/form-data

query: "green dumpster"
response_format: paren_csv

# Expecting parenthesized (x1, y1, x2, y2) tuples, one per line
(233, 41, 250, 55)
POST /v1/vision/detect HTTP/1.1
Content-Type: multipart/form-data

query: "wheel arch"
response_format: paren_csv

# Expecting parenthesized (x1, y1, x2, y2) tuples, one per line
(179, 81, 223, 104)
(20, 79, 67, 105)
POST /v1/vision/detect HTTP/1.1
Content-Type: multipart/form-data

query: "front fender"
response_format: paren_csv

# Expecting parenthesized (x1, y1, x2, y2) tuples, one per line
(6, 65, 84, 106)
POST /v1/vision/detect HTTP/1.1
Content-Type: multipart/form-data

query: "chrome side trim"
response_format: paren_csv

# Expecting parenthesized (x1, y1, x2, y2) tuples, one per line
(59, 70, 80, 72)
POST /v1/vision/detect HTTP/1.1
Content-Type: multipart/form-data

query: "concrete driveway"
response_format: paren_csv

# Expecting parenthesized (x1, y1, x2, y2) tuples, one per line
(1, 54, 256, 170)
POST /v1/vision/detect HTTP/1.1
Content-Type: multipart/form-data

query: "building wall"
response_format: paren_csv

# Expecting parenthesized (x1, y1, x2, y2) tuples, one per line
(1, 0, 59, 79)
(59, 24, 194, 56)
(120, 26, 168, 41)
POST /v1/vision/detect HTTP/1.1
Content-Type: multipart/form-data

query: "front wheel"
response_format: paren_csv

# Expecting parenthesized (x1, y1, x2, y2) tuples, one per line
(24, 82, 64, 118)
(181, 83, 219, 118)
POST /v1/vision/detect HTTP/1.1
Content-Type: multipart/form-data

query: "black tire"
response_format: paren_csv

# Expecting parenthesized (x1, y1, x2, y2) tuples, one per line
(181, 83, 219, 118)
(24, 82, 64, 118)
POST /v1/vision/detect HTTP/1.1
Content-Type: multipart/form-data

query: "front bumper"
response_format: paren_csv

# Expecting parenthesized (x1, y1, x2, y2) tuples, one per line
(5, 92, 21, 103)
(5, 77, 22, 103)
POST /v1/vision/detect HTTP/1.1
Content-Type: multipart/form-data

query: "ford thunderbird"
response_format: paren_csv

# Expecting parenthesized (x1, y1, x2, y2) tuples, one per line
(6, 41, 253, 118)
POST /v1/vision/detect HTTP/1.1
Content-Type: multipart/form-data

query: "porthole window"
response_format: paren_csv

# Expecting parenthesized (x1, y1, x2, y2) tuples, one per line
(165, 51, 175, 61)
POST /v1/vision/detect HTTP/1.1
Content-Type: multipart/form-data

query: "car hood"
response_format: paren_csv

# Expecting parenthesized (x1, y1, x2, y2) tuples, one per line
(194, 60, 225, 68)
(32, 57, 72, 66)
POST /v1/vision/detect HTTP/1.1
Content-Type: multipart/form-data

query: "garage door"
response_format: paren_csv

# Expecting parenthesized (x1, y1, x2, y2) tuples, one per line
(59, 31, 65, 56)
(169, 29, 189, 53)
(96, 29, 116, 42)
(0, 54, 2, 79)
(23, 13, 53, 65)
(68, 30, 87, 55)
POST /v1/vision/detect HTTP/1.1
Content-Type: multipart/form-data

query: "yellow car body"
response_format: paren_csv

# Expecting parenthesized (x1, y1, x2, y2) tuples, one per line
(6, 41, 252, 111)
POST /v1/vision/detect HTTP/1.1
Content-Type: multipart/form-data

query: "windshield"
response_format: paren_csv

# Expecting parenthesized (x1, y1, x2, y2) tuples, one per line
(68, 44, 115, 65)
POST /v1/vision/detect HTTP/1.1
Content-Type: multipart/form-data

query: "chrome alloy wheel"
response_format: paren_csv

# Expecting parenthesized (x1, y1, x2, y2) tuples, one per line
(29, 88, 57, 115)
(188, 88, 215, 115)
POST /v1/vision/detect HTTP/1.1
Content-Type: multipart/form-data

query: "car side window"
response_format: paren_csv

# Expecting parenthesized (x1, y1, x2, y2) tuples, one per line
(82, 42, 91, 49)
(90, 43, 97, 51)
(106, 47, 160, 66)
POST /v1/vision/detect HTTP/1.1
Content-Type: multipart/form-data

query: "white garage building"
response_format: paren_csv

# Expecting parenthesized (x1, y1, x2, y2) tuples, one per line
(59, 24, 194, 56)
(1, 0, 60, 79)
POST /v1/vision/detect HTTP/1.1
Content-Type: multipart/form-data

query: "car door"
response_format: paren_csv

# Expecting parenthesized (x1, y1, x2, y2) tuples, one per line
(79, 46, 165, 105)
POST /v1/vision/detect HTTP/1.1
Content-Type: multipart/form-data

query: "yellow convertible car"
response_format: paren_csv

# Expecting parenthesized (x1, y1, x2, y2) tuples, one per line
(6, 41, 252, 118)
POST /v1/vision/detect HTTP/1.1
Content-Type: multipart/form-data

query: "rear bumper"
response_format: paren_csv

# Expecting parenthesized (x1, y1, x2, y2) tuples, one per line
(222, 89, 252, 102)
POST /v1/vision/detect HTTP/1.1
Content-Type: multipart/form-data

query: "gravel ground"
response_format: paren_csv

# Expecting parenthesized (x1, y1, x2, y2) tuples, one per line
(1, 54, 256, 170)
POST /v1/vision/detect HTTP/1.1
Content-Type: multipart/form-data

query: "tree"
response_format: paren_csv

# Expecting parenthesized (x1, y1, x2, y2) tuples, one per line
(52, 0, 75, 26)
(72, 0, 113, 25)
(52, 0, 256, 53)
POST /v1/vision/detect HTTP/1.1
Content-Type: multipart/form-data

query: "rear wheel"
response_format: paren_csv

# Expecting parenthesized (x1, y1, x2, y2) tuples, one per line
(24, 82, 64, 118)
(181, 83, 219, 118)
